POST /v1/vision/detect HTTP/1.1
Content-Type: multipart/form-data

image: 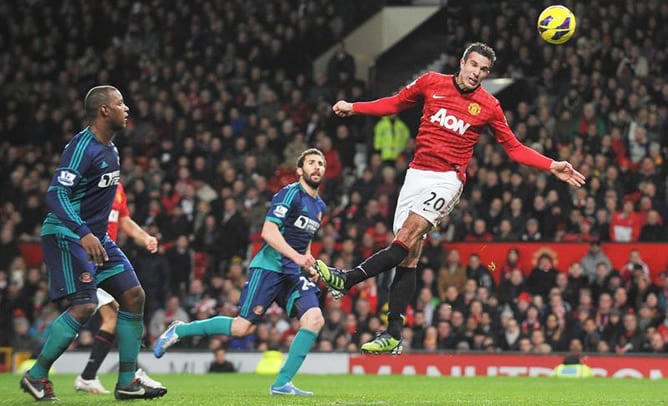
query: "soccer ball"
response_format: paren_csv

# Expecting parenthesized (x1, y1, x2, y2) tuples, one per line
(537, 5, 576, 45)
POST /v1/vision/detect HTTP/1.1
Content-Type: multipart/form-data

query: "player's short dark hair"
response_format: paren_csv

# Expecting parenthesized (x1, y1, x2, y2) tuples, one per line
(84, 85, 118, 119)
(462, 42, 496, 67)
(296, 148, 325, 168)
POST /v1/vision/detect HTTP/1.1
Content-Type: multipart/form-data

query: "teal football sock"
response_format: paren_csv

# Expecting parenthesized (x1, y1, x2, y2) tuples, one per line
(29, 312, 82, 379)
(116, 311, 143, 386)
(273, 328, 318, 387)
(175, 316, 233, 337)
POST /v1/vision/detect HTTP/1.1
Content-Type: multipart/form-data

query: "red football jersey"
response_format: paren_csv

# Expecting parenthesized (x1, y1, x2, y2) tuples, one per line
(353, 72, 552, 181)
(107, 183, 129, 242)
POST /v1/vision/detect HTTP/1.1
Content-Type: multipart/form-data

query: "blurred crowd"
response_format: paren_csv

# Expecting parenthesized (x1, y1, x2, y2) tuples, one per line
(1, 0, 667, 358)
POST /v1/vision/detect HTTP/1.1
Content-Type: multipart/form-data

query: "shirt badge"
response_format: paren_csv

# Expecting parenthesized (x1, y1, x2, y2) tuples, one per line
(468, 102, 481, 116)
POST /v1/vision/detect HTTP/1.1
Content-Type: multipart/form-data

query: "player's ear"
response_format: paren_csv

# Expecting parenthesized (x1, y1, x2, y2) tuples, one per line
(101, 105, 109, 117)
(296, 167, 304, 177)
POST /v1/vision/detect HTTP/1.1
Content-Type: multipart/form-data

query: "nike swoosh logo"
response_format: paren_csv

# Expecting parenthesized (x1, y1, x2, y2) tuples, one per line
(26, 384, 44, 398)
(117, 387, 145, 396)
(279, 389, 296, 394)
(433, 94, 445, 99)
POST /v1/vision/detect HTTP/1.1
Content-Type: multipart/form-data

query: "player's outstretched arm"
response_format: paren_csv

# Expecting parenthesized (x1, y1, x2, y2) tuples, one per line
(332, 100, 354, 117)
(119, 215, 159, 253)
(549, 161, 586, 187)
(333, 91, 416, 118)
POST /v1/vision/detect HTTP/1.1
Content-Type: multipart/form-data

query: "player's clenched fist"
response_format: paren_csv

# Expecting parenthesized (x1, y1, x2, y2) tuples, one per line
(332, 100, 354, 117)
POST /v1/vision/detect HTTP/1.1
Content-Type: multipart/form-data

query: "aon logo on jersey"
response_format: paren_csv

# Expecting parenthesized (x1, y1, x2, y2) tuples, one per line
(429, 108, 471, 135)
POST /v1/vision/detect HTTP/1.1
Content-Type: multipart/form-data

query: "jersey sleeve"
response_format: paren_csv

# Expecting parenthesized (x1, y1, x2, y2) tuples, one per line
(45, 140, 93, 237)
(117, 183, 130, 219)
(317, 197, 328, 217)
(489, 101, 553, 171)
(265, 187, 296, 227)
(353, 72, 432, 116)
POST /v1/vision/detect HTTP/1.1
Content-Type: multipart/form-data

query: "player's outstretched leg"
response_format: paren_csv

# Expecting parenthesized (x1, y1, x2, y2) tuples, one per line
(153, 320, 185, 358)
(313, 260, 346, 292)
(360, 331, 403, 355)
(315, 241, 411, 295)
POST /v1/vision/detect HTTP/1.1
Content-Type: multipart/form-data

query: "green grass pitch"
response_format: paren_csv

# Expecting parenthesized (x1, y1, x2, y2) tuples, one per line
(1, 373, 666, 405)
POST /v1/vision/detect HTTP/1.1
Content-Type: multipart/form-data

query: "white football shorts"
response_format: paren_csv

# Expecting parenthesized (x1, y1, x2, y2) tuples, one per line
(96, 288, 115, 311)
(392, 168, 463, 234)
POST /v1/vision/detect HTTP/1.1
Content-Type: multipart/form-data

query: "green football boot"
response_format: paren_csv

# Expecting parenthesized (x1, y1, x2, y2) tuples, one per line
(313, 260, 347, 292)
(361, 332, 403, 355)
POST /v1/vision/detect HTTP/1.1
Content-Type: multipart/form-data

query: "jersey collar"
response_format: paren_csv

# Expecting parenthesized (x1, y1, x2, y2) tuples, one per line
(452, 73, 479, 94)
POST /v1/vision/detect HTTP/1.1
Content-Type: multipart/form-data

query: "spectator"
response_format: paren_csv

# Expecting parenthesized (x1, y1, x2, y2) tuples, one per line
(639, 210, 666, 241)
(566, 262, 588, 305)
(527, 254, 558, 301)
(11, 316, 42, 356)
(499, 248, 523, 282)
(420, 232, 447, 271)
(373, 115, 410, 166)
(436, 254, 470, 304)
(216, 197, 249, 269)
(465, 253, 496, 294)
(0, 225, 21, 272)
(615, 313, 647, 354)
(148, 296, 190, 344)
(496, 219, 519, 241)
(327, 41, 356, 86)
(165, 235, 194, 296)
(415, 288, 439, 327)
(318, 135, 343, 200)
(464, 219, 494, 242)
(520, 218, 543, 241)
(499, 269, 527, 305)
(621, 249, 650, 282)
(580, 241, 612, 281)
(498, 317, 522, 351)
(134, 233, 172, 326)
(609, 199, 644, 242)
(521, 305, 542, 336)
(208, 347, 237, 373)
(320, 308, 345, 344)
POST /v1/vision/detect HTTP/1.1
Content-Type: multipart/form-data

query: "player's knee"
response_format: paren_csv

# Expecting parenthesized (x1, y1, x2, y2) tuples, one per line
(300, 308, 325, 332)
(231, 318, 254, 337)
(71, 303, 98, 322)
(66, 291, 99, 322)
(120, 285, 145, 310)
